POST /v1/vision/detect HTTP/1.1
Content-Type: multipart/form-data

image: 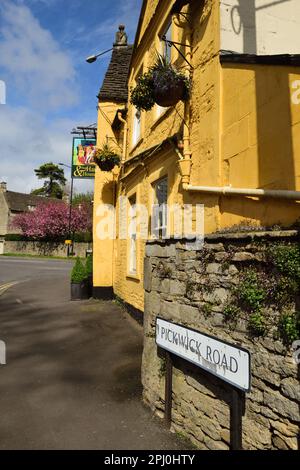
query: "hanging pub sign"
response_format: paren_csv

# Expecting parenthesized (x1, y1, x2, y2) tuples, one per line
(72, 137, 96, 179)
(156, 317, 251, 392)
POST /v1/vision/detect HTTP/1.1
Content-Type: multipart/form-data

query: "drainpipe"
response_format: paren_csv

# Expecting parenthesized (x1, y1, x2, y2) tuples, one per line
(118, 111, 127, 163)
(182, 184, 300, 201)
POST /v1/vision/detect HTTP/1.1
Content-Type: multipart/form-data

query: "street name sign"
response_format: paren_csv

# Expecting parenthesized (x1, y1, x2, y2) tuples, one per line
(156, 317, 251, 392)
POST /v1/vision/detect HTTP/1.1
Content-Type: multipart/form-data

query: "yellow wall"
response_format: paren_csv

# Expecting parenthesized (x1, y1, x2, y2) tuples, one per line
(113, 149, 179, 311)
(111, 0, 222, 311)
(93, 101, 120, 288)
(93, 0, 300, 312)
(220, 64, 300, 227)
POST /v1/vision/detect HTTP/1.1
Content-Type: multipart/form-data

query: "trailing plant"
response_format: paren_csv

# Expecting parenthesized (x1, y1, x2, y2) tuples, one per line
(248, 311, 267, 336)
(202, 303, 213, 318)
(182, 241, 300, 343)
(272, 275, 298, 305)
(130, 53, 190, 111)
(130, 71, 156, 111)
(278, 311, 300, 345)
(224, 304, 241, 324)
(235, 270, 266, 312)
(71, 257, 87, 284)
(266, 243, 300, 283)
(94, 144, 120, 172)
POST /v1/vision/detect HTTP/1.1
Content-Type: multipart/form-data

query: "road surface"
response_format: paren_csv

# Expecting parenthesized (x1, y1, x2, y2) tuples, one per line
(0, 257, 189, 450)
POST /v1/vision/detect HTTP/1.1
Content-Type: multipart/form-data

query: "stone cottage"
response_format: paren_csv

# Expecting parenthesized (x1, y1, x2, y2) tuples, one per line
(0, 181, 44, 237)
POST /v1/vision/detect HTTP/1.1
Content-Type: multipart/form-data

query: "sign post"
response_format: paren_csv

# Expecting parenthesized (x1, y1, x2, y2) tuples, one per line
(230, 388, 244, 450)
(164, 351, 173, 428)
(156, 317, 251, 449)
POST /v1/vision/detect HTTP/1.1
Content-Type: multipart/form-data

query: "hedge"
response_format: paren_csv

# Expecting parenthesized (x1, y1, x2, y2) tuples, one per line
(5, 233, 92, 243)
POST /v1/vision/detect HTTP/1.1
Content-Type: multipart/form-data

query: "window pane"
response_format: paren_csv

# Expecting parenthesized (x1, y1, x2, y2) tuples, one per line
(129, 196, 137, 274)
(162, 23, 172, 62)
(152, 178, 168, 239)
(133, 108, 141, 146)
(155, 178, 168, 205)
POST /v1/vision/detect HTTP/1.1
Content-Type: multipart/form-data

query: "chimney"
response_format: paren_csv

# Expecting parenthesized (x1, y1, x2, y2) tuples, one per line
(0, 182, 7, 192)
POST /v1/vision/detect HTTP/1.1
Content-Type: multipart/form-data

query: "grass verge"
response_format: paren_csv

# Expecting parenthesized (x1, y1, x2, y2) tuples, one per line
(0, 253, 79, 261)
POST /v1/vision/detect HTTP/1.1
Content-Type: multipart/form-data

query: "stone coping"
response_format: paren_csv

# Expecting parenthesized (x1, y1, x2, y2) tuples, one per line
(146, 230, 299, 247)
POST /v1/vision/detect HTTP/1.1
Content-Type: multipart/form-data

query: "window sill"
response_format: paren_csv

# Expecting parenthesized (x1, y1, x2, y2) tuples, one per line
(151, 106, 173, 130)
(130, 137, 144, 155)
(126, 273, 140, 282)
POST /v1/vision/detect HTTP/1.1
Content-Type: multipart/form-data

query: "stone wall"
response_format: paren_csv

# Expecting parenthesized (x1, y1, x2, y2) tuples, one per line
(142, 232, 300, 450)
(3, 240, 92, 258)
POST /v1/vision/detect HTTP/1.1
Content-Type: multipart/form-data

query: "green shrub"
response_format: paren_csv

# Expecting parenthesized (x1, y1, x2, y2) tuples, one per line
(71, 257, 87, 283)
(86, 254, 93, 276)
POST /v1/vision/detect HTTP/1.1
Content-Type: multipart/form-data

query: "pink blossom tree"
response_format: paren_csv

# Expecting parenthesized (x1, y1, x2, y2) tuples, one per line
(12, 201, 92, 241)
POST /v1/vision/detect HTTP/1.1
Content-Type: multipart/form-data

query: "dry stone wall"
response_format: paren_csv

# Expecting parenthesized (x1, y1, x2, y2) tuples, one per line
(3, 240, 91, 258)
(142, 231, 300, 450)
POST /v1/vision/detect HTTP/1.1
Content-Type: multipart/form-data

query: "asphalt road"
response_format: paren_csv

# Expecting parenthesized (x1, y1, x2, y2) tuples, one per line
(0, 256, 74, 285)
(0, 257, 188, 450)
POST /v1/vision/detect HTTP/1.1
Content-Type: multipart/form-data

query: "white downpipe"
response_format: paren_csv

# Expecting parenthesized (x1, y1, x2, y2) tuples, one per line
(182, 184, 300, 200)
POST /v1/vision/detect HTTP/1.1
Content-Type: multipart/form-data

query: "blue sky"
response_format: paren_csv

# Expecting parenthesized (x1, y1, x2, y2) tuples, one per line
(0, 0, 141, 193)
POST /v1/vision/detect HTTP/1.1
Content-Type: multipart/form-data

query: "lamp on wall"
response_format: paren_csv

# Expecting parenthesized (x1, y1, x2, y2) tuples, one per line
(86, 47, 113, 64)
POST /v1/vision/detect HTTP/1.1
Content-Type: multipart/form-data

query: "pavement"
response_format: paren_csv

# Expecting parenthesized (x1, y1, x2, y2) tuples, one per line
(0, 257, 189, 450)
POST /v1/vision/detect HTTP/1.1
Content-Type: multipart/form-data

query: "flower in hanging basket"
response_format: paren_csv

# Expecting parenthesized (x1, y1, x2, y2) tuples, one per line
(94, 144, 121, 172)
(130, 71, 155, 112)
(130, 53, 190, 111)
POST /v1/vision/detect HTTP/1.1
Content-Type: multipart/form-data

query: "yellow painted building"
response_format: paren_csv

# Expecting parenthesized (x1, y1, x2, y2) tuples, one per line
(93, 0, 300, 314)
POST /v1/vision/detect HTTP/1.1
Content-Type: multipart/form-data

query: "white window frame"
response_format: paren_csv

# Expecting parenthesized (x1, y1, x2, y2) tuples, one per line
(128, 195, 137, 275)
(132, 107, 141, 147)
(152, 177, 168, 239)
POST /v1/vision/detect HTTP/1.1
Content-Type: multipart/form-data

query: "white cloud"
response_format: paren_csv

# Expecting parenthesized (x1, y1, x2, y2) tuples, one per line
(0, 1, 95, 195)
(94, 0, 141, 43)
(0, 106, 71, 192)
(0, 1, 78, 109)
(0, 105, 94, 194)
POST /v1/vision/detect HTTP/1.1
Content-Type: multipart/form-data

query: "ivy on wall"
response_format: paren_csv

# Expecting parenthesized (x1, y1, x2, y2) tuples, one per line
(223, 243, 300, 344)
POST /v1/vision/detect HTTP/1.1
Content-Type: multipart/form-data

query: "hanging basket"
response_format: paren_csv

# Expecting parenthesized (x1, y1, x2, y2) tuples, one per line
(95, 159, 117, 172)
(153, 77, 186, 108)
(94, 145, 121, 172)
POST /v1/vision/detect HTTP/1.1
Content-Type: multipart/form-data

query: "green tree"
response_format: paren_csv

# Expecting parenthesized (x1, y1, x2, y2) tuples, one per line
(32, 163, 67, 199)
